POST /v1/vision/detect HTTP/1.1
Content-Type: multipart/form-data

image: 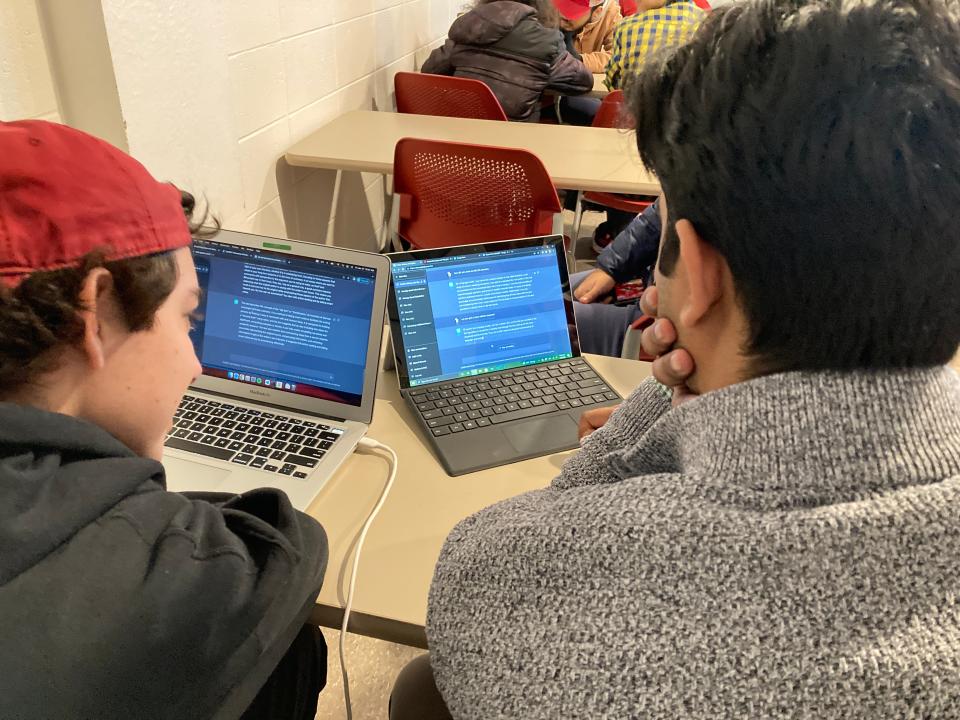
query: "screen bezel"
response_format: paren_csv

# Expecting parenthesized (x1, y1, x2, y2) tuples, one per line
(189, 229, 390, 424)
(386, 235, 581, 390)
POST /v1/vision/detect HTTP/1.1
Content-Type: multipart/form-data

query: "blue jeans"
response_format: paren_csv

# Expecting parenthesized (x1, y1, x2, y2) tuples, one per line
(570, 270, 644, 358)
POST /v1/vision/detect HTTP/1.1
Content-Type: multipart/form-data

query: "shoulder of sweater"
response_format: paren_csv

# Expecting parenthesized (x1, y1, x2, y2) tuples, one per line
(443, 468, 960, 574)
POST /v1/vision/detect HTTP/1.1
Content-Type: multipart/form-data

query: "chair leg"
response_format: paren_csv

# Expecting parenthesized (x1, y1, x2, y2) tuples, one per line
(376, 174, 394, 252)
(386, 188, 401, 253)
(569, 190, 585, 272)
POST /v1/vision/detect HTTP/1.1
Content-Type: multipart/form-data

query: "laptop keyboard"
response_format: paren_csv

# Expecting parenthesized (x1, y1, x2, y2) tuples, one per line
(164, 394, 343, 477)
(409, 358, 619, 437)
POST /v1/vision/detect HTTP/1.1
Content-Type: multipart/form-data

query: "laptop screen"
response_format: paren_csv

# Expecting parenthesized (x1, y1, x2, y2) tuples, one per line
(388, 236, 579, 388)
(190, 239, 377, 407)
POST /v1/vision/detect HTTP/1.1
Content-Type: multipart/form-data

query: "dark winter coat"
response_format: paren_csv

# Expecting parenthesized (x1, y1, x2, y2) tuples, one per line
(422, 1, 593, 121)
(0, 402, 328, 720)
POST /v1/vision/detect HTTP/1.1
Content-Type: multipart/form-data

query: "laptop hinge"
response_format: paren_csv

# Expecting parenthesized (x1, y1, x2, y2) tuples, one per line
(189, 387, 348, 423)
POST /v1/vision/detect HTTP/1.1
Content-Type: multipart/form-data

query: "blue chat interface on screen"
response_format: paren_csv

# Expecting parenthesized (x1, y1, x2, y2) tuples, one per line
(190, 240, 375, 406)
(392, 245, 572, 387)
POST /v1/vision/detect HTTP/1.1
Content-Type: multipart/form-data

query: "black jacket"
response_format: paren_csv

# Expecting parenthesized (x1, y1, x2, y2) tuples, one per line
(596, 199, 661, 286)
(0, 402, 328, 720)
(422, 1, 593, 121)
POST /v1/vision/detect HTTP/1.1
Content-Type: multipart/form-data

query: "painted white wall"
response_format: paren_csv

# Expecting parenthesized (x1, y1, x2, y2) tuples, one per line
(96, 0, 467, 248)
(0, 0, 59, 122)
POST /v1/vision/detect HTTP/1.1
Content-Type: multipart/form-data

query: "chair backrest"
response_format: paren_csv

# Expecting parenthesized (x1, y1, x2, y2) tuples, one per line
(393, 138, 561, 250)
(394, 72, 509, 121)
(592, 90, 634, 129)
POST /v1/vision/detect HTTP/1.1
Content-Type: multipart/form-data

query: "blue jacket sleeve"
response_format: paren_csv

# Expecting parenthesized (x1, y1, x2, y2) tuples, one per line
(596, 199, 662, 284)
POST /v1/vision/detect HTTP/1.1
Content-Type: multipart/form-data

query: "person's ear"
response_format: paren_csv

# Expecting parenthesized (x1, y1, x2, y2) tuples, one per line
(676, 219, 724, 328)
(75, 268, 124, 370)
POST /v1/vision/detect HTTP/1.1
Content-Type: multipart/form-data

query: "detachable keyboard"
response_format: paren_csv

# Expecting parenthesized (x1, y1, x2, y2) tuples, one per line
(164, 394, 343, 477)
(408, 358, 619, 438)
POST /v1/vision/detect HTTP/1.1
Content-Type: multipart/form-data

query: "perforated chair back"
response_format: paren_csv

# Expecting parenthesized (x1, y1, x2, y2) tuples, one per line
(393, 138, 561, 249)
(394, 72, 509, 121)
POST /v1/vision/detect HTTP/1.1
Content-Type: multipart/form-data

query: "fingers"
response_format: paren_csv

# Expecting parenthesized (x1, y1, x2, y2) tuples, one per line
(578, 405, 618, 440)
(575, 283, 598, 303)
(650, 348, 695, 388)
(639, 285, 659, 317)
(640, 315, 677, 358)
(637, 285, 697, 406)
(575, 271, 616, 304)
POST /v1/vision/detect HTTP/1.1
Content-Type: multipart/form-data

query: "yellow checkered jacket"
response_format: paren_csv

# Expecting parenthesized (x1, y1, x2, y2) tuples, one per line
(605, 1, 706, 90)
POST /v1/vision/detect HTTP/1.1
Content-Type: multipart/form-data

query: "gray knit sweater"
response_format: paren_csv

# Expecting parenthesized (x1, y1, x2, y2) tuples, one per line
(426, 368, 960, 718)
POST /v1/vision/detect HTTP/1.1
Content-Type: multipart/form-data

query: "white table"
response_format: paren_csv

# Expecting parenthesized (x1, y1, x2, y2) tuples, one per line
(285, 110, 659, 252)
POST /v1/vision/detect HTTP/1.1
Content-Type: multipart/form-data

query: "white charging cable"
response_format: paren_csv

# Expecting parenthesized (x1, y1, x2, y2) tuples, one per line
(339, 436, 398, 720)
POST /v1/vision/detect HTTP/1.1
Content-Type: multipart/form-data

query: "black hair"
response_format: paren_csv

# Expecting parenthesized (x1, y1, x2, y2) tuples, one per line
(631, 0, 960, 372)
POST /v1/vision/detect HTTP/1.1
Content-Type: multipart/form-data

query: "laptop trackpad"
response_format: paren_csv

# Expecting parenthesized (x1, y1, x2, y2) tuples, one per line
(163, 456, 232, 494)
(505, 415, 579, 454)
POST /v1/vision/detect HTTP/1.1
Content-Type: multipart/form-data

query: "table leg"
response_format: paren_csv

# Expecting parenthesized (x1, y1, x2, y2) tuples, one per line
(324, 169, 343, 246)
(378, 175, 397, 253)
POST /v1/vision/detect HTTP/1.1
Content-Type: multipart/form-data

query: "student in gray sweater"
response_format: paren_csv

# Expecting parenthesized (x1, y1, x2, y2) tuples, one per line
(389, 0, 960, 717)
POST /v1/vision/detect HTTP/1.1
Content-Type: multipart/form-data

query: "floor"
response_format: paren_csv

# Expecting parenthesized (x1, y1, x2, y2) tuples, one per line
(314, 628, 421, 720)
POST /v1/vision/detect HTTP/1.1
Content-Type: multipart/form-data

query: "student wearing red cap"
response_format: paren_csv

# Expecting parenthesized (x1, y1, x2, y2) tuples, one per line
(0, 120, 328, 720)
(555, 0, 622, 73)
(542, 0, 623, 124)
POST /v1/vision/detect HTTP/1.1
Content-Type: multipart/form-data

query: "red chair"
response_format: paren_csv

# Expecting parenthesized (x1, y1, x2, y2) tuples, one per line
(394, 72, 508, 121)
(570, 90, 655, 260)
(621, 314, 656, 361)
(392, 138, 561, 250)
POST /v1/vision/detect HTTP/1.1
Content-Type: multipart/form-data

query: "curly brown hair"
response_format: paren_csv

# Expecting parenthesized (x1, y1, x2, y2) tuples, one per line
(0, 191, 218, 398)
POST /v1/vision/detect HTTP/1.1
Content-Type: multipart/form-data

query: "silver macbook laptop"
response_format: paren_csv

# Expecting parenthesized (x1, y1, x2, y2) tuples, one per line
(387, 235, 621, 476)
(163, 230, 390, 510)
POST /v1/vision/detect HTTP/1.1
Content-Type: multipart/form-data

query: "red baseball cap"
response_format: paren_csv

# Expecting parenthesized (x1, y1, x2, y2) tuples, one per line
(554, 0, 601, 21)
(0, 120, 191, 287)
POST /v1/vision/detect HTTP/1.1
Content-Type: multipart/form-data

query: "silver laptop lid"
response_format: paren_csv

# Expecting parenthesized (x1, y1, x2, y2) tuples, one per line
(387, 235, 581, 390)
(188, 230, 390, 424)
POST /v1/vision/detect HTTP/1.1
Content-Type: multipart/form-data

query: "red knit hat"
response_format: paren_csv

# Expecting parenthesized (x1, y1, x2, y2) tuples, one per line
(0, 120, 191, 287)
(554, 0, 602, 21)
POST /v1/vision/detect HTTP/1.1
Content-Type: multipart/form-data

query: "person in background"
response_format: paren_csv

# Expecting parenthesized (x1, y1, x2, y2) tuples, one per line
(571, 200, 661, 357)
(547, 0, 623, 125)
(0, 120, 328, 720)
(595, 0, 704, 240)
(557, 0, 622, 72)
(604, 0, 705, 89)
(391, 0, 960, 716)
(422, 0, 593, 121)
